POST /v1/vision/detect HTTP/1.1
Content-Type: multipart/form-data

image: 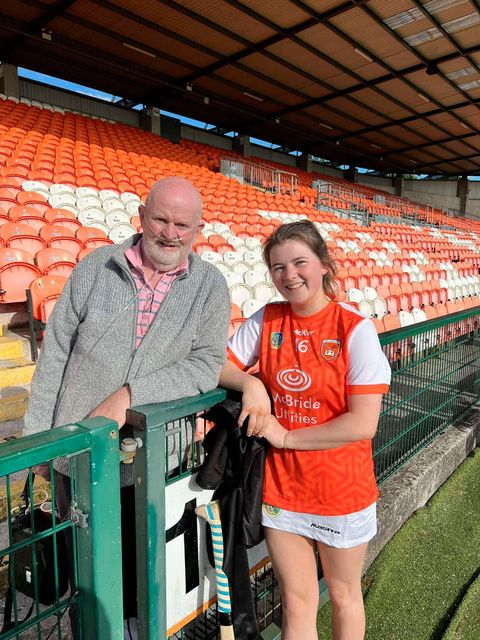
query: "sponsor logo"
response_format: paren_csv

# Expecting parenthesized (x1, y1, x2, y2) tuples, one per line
(276, 368, 312, 392)
(294, 329, 313, 336)
(310, 522, 340, 535)
(270, 332, 283, 349)
(321, 339, 341, 361)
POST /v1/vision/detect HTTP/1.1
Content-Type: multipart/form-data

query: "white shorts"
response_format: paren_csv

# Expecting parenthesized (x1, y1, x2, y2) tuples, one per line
(261, 502, 377, 548)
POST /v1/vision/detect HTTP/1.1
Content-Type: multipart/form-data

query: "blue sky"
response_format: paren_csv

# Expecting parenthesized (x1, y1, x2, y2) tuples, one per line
(19, 67, 476, 179)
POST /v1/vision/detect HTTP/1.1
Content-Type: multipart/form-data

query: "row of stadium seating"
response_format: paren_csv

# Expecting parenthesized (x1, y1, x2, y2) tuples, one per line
(1, 93, 479, 337)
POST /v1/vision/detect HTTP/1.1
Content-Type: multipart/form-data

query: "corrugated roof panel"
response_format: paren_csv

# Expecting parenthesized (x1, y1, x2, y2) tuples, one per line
(2, 0, 40, 22)
(375, 126, 427, 147)
(174, 0, 278, 40)
(266, 40, 355, 86)
(112, 0, 245, 56)
(453, 26, 480, 49)
(301, 105, 368, 130)
(52, 16, 194, 81)
(324, 95, 387, 126)
(212, 67, 309, 105)
(330, 5, 405, 53)
(240, 52, 322, 93)
(349, 87, 411, 119)
(236, 0, 313, 29)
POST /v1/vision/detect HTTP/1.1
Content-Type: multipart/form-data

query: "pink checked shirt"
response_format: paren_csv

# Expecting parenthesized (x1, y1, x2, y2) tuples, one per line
(125, 240, 188, 348)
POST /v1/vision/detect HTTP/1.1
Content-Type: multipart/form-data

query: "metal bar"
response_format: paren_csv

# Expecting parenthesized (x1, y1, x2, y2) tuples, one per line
(132, 411, 167, 640)
(74, 417, 123, 640)
(0, 426, 94, 476)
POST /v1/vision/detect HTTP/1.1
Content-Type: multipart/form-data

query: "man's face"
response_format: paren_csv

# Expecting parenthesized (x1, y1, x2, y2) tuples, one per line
(139, 192, 204, 272)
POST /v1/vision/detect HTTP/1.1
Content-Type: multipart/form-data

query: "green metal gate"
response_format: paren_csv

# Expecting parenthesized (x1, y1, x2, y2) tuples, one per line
(0, 418, 123, 639)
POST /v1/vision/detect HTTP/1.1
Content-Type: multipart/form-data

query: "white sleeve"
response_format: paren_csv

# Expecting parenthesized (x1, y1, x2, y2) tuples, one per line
(227, 306, 265, 369)
(347, 318, 391, 393)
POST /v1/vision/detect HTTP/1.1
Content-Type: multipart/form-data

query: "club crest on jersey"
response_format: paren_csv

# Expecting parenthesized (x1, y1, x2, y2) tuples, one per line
(321, 339, 341, 361)
(270, 332, 284, 349)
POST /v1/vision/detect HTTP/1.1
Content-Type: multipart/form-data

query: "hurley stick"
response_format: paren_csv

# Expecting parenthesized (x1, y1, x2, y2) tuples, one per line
(195, 500, 235, 640)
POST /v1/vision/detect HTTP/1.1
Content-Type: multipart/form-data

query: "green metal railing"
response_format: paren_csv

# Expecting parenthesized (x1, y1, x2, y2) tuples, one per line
(1, 307, 478, 640)
(126, 306, 480, 640)
(0, 418, 123, 640)
(376, 307, 480, 481)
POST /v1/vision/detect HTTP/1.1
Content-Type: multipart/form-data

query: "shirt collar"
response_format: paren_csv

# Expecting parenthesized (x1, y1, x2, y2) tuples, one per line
(124, 238, 189, 277)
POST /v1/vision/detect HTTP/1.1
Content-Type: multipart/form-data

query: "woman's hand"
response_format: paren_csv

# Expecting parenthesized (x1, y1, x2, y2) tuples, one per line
(260, 415, 288, 449)
(238, 376, 272, 436)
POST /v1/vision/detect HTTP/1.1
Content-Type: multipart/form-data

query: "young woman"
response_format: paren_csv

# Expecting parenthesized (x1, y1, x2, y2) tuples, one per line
(220, 221, 391, 640)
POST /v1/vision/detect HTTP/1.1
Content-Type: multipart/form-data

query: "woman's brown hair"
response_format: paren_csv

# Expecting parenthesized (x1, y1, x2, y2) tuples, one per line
(262, 220, 338, 298)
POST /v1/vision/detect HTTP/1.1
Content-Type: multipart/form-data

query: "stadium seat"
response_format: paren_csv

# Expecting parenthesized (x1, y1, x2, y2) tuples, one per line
(36, 248, 76, 277)
(0, 247, 41, 303)
(0, 222, 46, 256)
(399, 310, 415, 327)
(347, 287, 364, 303)
(358, 299, 374, 317)
(230, 283, 253, 307)
(27, 276, 68, 360)
(83, 237, 113, 250)
(244, 269, 268, 287)
(411, 308, 427, 323)
(222, 271, 244, 287)
(242, 298, 264, 317)
(253, 282, 276, 303)
(382, 314, 401, 332)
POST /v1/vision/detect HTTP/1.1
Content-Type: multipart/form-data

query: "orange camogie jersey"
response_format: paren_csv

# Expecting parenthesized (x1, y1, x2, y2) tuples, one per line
(227, 300, 391, 516)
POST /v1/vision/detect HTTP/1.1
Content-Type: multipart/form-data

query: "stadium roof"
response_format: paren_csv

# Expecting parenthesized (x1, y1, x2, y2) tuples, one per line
(1, 0, 480, 176)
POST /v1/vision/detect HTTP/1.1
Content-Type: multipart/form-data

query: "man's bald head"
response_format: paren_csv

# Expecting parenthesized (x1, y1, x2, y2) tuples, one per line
(144, 176, 202, 222)
(139, 177, 204, 272)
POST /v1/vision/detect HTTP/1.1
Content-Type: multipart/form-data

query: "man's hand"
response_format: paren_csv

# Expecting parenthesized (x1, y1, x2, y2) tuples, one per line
(32, 464, 51, 479)
(88, 385, 131, 428)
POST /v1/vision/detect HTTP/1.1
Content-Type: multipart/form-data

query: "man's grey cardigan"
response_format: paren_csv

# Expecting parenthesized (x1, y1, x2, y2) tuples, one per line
(23, 234, 231, 483)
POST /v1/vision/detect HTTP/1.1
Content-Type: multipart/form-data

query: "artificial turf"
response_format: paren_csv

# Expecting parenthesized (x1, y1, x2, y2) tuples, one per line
(316, 447, 480, 640)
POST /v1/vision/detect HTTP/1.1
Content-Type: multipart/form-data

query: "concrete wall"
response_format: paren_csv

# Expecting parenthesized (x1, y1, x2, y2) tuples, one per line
(180, 125, 233, 151)
(357, 174, 395, 194)
(19, 79, 140, 126)
(402, 179, 461, 211)
(311, 163, 343, 179)
(251, 145, 297, 167)
(466, 181, 480, 217)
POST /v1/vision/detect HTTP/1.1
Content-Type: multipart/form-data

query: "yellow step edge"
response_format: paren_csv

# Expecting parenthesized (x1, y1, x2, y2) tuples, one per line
(0, 337, 24, 361)
(0, 359, 36, 387)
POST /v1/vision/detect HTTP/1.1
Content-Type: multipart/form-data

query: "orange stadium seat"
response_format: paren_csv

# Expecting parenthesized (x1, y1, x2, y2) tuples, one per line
(27, 276, 68, 360)
(0, 222, 46, 256)
(76, 226, 109, 244)
(36, 248, 76, 277)
(83, 237, 114, 250)
(0, 247, 41, 303)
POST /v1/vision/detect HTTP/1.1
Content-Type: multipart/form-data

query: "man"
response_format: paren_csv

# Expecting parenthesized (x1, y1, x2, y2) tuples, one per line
(23, 176, 231, 637)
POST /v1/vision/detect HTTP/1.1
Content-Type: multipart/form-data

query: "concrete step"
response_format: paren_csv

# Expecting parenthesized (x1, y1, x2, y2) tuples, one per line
(0, 358, 35, 388)
(0, 384, 30, 423)
(0, 335, 24, 361)
(0, 417, 23, 443)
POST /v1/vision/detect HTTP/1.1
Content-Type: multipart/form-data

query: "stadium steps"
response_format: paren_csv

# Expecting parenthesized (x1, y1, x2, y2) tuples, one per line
(0, 330, 34, 424)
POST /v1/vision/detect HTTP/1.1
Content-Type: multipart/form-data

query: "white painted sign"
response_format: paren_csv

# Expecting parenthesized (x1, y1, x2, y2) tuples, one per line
(165, 473, 269, 635)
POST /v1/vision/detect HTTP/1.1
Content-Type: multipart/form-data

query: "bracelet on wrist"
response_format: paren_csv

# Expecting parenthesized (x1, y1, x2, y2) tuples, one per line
(282, 430, 290, 450)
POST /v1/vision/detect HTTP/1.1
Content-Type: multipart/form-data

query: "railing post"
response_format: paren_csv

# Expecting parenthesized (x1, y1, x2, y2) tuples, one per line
(74, 417, 124, 640)
(129, 409, 167, 640)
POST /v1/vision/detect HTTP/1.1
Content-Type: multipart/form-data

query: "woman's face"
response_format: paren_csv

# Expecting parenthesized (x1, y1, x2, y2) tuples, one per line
(269, 239, 329, 316)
